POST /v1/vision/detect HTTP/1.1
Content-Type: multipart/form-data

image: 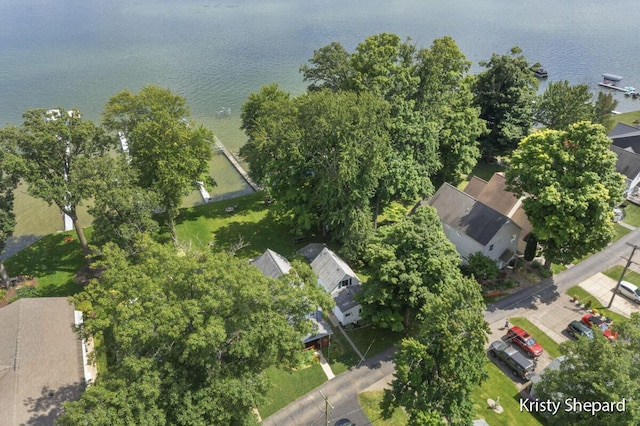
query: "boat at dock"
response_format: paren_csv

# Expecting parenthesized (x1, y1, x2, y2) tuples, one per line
(598, 73, 633, 92)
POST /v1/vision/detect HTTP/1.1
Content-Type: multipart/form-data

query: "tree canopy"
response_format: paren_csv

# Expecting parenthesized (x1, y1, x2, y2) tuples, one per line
(0, 133, 19, 284)
(360, 206, 464, 331)
(535, 313, 640, 425)
(473, 47, 539, 156)
(0, 108, 114, 255)
(103, 86, 213, 242)
(534, 80, 596, 130)
(241, 87, 391, 257)
(60, 237, 330, 425)
(384, 273, 488, 424)
(506, 121, 625, 266)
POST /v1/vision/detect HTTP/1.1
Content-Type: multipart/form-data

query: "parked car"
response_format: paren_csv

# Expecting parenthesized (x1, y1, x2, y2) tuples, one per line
(334, 419, 355, 426)
(506, 326, 544, 357)
(489, 340, 536, 381)
(618, 280, 640, 304)
(566, 320, 594, 340)
(582, 314, 618, 340)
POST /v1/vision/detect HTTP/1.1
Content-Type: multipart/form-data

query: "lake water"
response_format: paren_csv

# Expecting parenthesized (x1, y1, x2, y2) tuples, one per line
(2, 0, 640, 241)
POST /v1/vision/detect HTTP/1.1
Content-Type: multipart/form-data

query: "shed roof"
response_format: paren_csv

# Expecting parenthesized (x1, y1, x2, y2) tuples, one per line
(428, 183, 515, 246)
(250, 249, 292, 279)
(0, 298, 84, 425)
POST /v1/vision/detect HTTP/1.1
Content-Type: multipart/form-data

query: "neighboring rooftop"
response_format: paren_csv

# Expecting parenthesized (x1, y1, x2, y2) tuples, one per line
(610, 144, 640, 182)
(250, 249, 292, 279)
(0, 298, 84, 425)
(427, 183, 513, 246)
(296, 243, 328, 263)
(609, 122, 640, 153)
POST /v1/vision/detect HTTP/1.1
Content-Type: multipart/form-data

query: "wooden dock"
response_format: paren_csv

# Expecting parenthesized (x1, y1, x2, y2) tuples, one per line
(213, 136, 260, 192)
(598, 82, 632, 93)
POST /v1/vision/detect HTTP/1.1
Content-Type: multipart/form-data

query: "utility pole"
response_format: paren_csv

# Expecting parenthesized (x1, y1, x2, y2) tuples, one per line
(319, 391, 333, 426)
(608, 243, 639, 308)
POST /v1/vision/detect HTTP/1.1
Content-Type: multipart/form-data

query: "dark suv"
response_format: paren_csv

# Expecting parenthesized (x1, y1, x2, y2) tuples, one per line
(567, 320, 594, 340)
(489, 340, 535, 381)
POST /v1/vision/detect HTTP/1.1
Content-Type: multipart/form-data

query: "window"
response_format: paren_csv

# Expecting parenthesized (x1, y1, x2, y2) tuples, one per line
(489, 244, 494, 251)
(345, 312, 352, 317)
(339, 278, 352, 288)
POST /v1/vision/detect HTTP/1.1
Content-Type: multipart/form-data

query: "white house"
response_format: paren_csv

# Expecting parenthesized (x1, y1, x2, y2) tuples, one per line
(250, 249, 332, 348)
(307, 247, 363, 326)
(424, 183, 521, 268)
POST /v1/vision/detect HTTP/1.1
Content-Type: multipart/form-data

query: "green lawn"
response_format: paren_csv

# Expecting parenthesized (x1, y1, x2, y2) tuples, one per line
(457, 161, 507, 191)
(603, 264, 640, 287)
(4, 230, 88, 297)
(565, 286, 626, 324)
(620, 203, 640, 228)
(509, 317, 562, 358)
(471, 361, 544, 426)
(258, 363, 327, 419)
(614, 110, 640, 127)
(320, 322, 362, 375)
(344, 324, 404, 360)
(358, 390, 408, 426)
(175, 191, 333, 259)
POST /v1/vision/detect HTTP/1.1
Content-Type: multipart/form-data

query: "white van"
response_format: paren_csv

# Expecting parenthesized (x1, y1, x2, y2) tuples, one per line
(618, 281, 640, 304)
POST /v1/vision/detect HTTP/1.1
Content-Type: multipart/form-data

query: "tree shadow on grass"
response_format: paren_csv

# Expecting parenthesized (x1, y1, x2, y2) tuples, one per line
(4, 232, 86, 296)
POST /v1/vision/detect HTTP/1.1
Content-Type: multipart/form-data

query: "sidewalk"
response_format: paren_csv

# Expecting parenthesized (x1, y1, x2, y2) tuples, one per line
(316, 351, 335, 380)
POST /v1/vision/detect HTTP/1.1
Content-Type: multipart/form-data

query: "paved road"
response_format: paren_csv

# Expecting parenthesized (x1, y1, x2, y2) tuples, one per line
(263, 348, 396, 426)
(485, 227, 640, 324)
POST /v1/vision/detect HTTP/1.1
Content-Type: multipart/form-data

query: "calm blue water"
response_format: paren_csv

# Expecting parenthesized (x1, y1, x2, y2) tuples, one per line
(2, 0, 640, 129)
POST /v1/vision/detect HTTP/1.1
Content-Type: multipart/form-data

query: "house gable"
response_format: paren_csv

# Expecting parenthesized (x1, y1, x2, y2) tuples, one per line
(310, 247, 360, 294)
(250, 249, 292, 279)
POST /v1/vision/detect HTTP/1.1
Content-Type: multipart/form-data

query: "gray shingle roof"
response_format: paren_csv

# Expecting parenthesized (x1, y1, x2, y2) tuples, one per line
(310, 247, 359, 294)
(610, 123, 640, 153)
(250, 249, 292, 279)
(333, 284, 362, 312)
(428, 183, 513, 246)
(610, 144, 640, 181)
(0, 298, 84, 425)
(296, 243, 328, 263)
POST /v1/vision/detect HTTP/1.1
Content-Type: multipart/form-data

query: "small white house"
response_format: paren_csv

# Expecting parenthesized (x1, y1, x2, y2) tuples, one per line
(309, 247, 362, 325)
(250, 249, 332, 347)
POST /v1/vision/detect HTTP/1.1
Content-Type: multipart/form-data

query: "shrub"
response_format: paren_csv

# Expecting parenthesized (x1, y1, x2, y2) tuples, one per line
(9, 285, 40, 303)
(460, 252, 500, 282)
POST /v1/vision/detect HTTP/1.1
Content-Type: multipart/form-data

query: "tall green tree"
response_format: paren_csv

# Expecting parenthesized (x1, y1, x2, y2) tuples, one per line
(592, 92, 619, 132)
(360, 206, 463, 331)
(473, 47, 539, 156)
(384, 276, 488, 424)
(535, 313, 640, 425)
(506, 121, 625, 267)
(241, 87, 391, 258)
(60, 237, 330, 425)
(415, 37, 485, 184)
(0, 131, 19, 284)
(103, 86, 213, 242)
(71, 155, 160, 253)
(534, 80, 595, 130)
(0, 109, 113, 255)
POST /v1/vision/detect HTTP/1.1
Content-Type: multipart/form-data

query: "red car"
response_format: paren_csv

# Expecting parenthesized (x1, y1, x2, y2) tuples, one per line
(582, 314, 618, 340)
(506, 326, 544, 357)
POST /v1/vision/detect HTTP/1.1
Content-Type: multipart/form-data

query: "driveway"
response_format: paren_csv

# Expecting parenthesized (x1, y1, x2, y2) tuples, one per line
(579, 273, 640, 317)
